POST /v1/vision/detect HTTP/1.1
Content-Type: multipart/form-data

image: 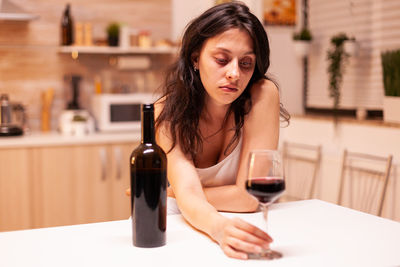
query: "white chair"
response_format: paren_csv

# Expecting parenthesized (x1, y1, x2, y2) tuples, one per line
(338, 150, 393, 216)
(280, 141, 322, 202)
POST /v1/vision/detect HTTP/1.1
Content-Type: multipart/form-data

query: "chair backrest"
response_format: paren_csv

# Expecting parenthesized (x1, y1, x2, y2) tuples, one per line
(338, 150, 393, 216)
(281, 141, 322, 201)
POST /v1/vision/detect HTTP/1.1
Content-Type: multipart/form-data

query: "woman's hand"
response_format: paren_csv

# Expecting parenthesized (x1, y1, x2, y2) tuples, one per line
(212, 216, 273, 260)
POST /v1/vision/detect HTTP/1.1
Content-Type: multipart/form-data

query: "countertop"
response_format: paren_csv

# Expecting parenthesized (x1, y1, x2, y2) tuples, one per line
(293, 114, 400, 129)
(1, 200, 399, 267)
(0, 131, 141, 148)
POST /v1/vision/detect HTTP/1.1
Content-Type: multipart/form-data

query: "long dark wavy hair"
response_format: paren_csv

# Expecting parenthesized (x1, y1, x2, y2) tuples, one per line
(156, 2, 290, 160)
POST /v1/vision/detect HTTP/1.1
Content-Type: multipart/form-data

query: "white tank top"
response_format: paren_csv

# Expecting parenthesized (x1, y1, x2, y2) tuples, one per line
(167, 135, 243, 215)
(196, 135, 243, 187)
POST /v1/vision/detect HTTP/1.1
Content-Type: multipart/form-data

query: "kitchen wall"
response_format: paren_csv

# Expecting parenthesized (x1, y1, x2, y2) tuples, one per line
(4, 1, 396, 133)
(307, 0, 400, 110)
(0, 0, 172, 131)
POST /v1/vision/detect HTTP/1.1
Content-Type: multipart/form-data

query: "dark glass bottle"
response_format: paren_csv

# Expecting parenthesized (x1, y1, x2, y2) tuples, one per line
(130, 103, 167, 248)
(61, 4, 74, 45)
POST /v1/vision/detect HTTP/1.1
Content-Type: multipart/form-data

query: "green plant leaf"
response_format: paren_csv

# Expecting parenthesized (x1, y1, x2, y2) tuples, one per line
(106, 22, 120, 37)
(293, 28, 312, 41)
(381, 50, 400, 97)
(327, 33, 350, 109)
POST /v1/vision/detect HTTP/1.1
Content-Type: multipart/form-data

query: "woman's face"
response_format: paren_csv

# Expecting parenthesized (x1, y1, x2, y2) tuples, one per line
(195, 28, 256, 107)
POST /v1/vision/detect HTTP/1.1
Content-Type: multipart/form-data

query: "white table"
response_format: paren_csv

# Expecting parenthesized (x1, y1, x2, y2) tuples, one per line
(1, 200, 399, 267)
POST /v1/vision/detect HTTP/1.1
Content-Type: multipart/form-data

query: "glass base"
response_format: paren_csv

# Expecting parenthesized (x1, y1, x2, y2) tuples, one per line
(247, 249, 282, 260)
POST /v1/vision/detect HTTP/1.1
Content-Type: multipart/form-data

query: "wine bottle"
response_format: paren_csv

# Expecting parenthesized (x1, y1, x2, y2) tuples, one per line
(130, 103, 167, 248)
(61, 3, 74, 45)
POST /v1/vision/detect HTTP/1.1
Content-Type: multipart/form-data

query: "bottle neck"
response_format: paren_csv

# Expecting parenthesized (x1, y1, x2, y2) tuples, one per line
(141, 110, 155, 144)
(64, 6, 70, 17)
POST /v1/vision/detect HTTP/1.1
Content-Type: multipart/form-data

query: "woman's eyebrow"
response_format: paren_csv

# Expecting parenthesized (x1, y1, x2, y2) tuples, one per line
(213, 47, 255, 56)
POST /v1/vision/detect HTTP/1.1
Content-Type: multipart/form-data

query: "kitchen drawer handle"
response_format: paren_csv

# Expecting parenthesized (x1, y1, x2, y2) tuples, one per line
(114, 147, 122, 180)
(100, 148, 107, 181)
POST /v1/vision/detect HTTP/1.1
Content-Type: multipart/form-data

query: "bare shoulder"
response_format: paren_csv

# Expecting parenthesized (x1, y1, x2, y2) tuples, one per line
(243, 80, 280, 149)
(250, 79, 279, 105)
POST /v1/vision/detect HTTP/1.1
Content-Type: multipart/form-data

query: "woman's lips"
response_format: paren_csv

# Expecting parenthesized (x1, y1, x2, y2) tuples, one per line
(219, 86, 238, 92)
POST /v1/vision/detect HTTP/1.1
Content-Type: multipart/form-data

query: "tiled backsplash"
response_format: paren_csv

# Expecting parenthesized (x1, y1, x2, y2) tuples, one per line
(0, 0, 173, 132)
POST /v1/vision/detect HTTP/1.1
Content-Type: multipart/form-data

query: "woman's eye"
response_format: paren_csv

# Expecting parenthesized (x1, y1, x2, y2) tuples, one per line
(215, 58, 228, 64)
(240, 60, 253, 68)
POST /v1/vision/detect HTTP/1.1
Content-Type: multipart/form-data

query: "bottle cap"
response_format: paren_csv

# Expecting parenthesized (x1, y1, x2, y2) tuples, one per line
(142, 103, 154, 111)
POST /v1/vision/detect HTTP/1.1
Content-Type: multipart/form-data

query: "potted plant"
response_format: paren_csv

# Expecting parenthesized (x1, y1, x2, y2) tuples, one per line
(293, 27, 312, 57)
(326, 33, 352, 110)
(381, 49, 400, 123)
(106, 22, 120, 46)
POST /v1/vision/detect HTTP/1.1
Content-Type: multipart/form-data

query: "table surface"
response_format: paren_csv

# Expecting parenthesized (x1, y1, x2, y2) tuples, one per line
(1, 199, 399, 267)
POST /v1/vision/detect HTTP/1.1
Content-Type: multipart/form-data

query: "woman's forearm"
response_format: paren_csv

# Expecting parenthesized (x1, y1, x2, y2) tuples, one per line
(203, 185, 259, 212)
(174, 188, 227, 241)
(174, 189, 271, 259)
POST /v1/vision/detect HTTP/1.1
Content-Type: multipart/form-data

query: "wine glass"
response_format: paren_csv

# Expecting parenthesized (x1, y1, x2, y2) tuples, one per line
(245, 149, 285, 260)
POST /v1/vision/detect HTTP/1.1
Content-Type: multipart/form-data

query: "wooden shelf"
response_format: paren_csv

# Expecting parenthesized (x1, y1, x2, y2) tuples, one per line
(58, 46, 178, 55)
(0, 0, 39, 21)
(0, 13, 39, 21)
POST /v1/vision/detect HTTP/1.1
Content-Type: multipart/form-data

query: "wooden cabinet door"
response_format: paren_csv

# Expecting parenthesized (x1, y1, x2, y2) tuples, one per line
(73, 145, 112, 224)
(0, 148, 32, 231)
(30, 141, 139, 229)
(32, 146, 76, 228)
(33, 145, 114, 228)
(109, 142, 138, 220)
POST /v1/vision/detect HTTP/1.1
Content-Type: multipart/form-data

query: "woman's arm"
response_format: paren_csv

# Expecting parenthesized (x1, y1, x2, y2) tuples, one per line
(155, 102, 273, 260)
(202, 79, 281, 212)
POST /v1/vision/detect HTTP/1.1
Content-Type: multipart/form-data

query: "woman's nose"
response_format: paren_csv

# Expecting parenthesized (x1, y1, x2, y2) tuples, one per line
(226, 60, 239, 81)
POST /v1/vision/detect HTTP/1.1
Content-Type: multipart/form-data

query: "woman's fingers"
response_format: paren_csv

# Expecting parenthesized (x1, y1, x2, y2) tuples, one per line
(232, 217, 273, 242)
(216, 217, 273, 259)
(227, 221, 271, 250)
(225, 236, 264, 254)
(221, 244, 248, 260)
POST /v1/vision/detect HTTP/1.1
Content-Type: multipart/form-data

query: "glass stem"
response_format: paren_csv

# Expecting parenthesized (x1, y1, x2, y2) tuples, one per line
(260, 203, 269, 233)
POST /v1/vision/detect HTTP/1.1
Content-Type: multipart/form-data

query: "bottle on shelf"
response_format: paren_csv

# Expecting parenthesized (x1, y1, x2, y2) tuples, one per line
(61, 3, 74, 46)
(84, 23, 93, 46)
(138, 30, 152, 48)
(130, 103, 167, 248)
(74, 22, 83, 46)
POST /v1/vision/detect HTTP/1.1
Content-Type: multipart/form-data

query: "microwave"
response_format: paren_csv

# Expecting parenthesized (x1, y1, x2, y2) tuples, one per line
(91, 93, 159, 132)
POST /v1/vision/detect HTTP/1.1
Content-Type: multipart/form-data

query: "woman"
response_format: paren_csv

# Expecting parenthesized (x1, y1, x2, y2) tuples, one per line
(144, 2, 288, 259)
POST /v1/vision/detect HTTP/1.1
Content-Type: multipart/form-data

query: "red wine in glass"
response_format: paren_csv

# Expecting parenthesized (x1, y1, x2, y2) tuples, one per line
(246, 177, 285, 204)
(245, 150, 284, 260)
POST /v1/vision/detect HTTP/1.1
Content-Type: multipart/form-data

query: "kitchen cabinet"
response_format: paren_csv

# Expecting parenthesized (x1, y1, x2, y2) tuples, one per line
(109, 143, 135, 220)
(32, 142, 137, 228)
(31, 146, 77, 228)
(0, 139, 138, 231)
(73, 143, 135, 224)
(72, 144, 112, 225)
(0, 148, 32, 231)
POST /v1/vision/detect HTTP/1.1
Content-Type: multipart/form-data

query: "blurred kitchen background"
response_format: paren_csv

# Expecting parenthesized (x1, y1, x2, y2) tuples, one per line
(1, 0, 400, 231)
(1, 0, 398, 131)
(0, 0, 174, 131)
